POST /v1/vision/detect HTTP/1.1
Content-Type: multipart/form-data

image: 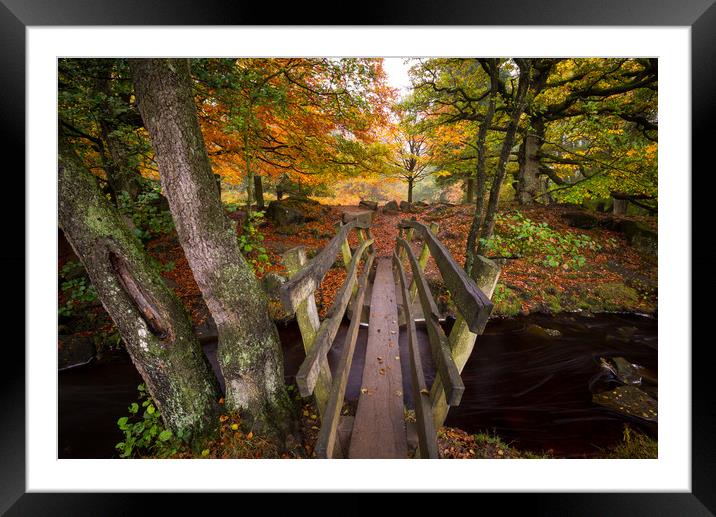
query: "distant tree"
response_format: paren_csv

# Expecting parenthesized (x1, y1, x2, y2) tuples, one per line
(392, 131, 432, 204)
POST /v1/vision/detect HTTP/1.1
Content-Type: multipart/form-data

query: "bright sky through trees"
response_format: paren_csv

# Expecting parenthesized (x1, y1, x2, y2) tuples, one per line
(382, 58, 412, 97)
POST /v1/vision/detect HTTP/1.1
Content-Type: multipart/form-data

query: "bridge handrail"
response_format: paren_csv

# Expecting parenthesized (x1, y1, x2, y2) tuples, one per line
(393, 250, 440, 458)
(294, 238, 374, 397)
(314, 251, 375, 458)
(396, 238, 464, 406)
(398, 219, 493, 334)
(279, 218, 371, 314)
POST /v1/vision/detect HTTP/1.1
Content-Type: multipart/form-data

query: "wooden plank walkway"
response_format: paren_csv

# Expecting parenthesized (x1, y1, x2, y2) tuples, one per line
(348, 258, 408, 458)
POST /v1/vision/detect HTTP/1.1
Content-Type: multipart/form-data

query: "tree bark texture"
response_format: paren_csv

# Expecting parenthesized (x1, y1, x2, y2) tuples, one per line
(58, 139, 219, 441)
(464, 176, 475, 204)
(516, 118, 545, 205)
(130, 58, 294, 438)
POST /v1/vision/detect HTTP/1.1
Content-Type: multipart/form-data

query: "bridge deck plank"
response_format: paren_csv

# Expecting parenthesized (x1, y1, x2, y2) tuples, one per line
(348, 258, 408, 459)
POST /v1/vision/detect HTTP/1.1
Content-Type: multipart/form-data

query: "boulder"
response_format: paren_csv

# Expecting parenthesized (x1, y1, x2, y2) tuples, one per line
(58, 335, 96, 370)
(266, 197, 326, 226)
(620, 220, 657, 257)
(560, 211, 599, 229)
(599, 356, 642, 385)
(399, 200, 419, 213)
(592, 385, 657, 422)
(342, 209, 373, 227)
(414, 200, 429, 207)
(525, 324, 562, 338)
(383, 200, 399, 213)
(358, 199, 378, 210)
(266, 201, 305, 226)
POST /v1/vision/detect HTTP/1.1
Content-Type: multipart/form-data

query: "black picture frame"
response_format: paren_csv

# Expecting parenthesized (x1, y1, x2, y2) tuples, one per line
(2, 1, 710, 513)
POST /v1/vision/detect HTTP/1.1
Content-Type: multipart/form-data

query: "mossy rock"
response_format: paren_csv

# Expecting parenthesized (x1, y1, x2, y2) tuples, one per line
(542, 293, 563, 313)
(590, 282, 640, 311)
(492, 285, 523, 317)
(266, 197, 328, 226)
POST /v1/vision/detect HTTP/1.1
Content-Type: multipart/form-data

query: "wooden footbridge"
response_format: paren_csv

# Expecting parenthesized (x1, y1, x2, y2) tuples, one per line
(279, 211, 498, 458)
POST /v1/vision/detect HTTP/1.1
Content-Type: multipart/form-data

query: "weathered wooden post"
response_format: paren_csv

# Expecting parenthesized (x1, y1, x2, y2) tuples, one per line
(430, 255, 501, 429)
(282, 247, 333, 417)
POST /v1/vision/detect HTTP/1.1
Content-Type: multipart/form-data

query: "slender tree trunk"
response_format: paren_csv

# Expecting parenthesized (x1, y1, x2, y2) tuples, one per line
(516, 117, 545, 205)
(479, 59, 533, 244)
(254, 174, 265, 210)
(58, 138, 220, 442)
(464, 176, 475, 204)
(244, 126, 253, 220)
(131, 58, 295, 440)
(465, 59, 499, 279)
(95, 60, 143, 202)
(407, 177, 414, 204)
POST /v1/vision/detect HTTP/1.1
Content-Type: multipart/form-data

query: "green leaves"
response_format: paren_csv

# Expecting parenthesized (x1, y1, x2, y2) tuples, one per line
(483, 211, 598, 270)
(236, 210, 271, 274)
(117, 183, 175, 243)
(115, 384, 181, 458)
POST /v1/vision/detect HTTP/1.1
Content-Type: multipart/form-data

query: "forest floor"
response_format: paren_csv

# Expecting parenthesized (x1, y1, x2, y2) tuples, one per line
(146, 200, 657, 328)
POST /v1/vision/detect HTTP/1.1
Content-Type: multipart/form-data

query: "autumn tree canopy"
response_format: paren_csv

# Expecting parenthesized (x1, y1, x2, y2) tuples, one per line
(406, 57, 657, 209)
(192, 58, 396, 206)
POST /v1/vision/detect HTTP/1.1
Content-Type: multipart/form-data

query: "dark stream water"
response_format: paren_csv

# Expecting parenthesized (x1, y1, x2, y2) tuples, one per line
(58, 312, 657, 458)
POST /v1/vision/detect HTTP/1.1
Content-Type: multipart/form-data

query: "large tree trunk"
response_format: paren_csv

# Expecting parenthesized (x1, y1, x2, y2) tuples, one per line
(516, 118, 545, 206)
(58, 139, 220, 442)
(131, 58, 294, 440)
(254, 174, 265, 210)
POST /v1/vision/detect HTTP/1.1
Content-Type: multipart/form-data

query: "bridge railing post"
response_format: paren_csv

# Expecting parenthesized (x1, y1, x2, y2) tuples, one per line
(282, 246, 334, 421)
(430, 255, 501, 429)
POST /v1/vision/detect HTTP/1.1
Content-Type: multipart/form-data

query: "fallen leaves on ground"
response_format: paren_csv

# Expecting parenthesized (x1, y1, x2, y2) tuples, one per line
(129, 200, 657, 329)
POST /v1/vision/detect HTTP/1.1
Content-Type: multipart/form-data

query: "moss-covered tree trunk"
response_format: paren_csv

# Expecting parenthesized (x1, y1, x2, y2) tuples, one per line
(130, 58, 294, 440)
(58, 139, 220, 442)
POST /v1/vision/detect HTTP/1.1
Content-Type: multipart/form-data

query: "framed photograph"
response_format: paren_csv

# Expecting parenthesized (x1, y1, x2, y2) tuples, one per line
(3, 0, 710, 512)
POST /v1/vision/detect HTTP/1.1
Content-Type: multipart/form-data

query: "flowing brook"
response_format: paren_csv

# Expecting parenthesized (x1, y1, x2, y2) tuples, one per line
(59, 313, 657, 458)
